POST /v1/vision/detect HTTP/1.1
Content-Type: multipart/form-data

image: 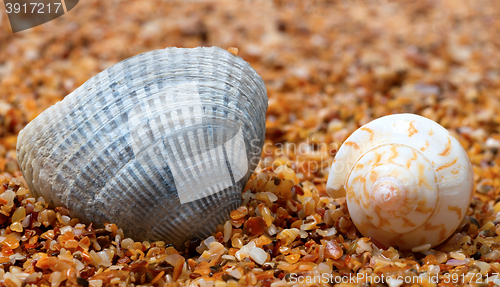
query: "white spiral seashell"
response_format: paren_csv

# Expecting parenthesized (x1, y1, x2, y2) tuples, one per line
(16, 47, 268, 247)
(327, 114, 474, 250)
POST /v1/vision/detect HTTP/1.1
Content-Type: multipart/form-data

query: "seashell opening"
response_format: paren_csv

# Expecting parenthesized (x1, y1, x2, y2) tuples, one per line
(327, 114, 474, 249)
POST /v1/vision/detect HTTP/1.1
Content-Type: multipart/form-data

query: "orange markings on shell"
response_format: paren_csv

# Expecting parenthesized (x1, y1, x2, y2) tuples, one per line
(419, 177, 432, 190)
(439, 138, 451, 156)
(448, 206, 462, 220)
(436, 157, 458, 171)
(360, 127, 374, 141)
(352, 174, 364, 183)
(355, 163, 364, 170)
(417, 162, 424, 178)
(439, 226, 448, 241)
(401, 217, 416, 228)
(344, 142, 360, 149)
(388, 145, 398, 162)
(362, 182, 369, 208)
(424, 222, 445, 231)
(408, 121, 418, 137)
(374, 206, 391, 228)
(415, 198, 433, 214)
(346, 186, 362, 207)
(406, 151, 418, 168)
(416, 162, 432, 190)
(421, 140, 429, 151)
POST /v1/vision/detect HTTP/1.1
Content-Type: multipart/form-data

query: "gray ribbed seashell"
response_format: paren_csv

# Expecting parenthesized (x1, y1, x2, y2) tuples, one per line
(17, 47, 268, 248)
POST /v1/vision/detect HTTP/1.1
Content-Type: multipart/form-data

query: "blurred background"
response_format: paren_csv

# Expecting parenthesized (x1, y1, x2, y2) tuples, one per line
(0, 0, 500, 196)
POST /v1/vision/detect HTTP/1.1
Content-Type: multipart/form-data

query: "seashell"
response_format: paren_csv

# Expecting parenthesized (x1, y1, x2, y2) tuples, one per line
(16, 47, 268, 248)
(326, 114, 474, 250)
